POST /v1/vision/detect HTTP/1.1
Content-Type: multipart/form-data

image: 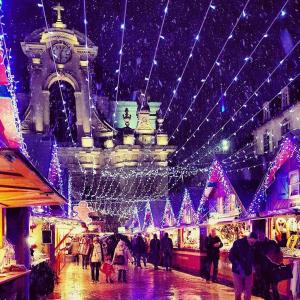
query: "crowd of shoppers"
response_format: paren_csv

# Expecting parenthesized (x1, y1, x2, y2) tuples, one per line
(68, 229, 289, 299)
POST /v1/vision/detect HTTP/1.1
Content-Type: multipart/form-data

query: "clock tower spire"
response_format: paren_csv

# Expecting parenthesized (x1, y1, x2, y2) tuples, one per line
(52, 3, 66, 29)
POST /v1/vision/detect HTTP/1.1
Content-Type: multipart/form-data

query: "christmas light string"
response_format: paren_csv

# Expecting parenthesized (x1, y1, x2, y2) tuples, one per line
(180, 40, 300, 167)
(167, 0, 252, 145)
(143, 0, 170, 97)
(82, 0, 97, 195)
(67, 175, 73, 217)
(192, 67, 300, 167)
(222, 142, 254, 163)
(155, 69, 299, 212)
(113, 0, 128, 126)
(71, 0, 214, 208)
(173, 0, 291, 158)
(163, 0, 214, 119)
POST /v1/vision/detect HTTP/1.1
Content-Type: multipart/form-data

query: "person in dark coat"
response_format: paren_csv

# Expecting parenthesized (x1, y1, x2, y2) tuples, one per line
(229, 232, 257, 300)
(205, 228, 223, 282)
(136, 233, 147, 267)
(254, 232, 282, 300)
(150, 234, 160, 270)
(161, 232, 173, 271)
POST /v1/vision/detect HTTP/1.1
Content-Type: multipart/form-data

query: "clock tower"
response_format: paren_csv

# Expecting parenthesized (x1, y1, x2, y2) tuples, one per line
(21, 3, 114, 145)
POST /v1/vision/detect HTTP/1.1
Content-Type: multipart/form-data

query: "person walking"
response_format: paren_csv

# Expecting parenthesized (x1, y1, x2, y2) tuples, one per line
(161, 232, 173, 271)
(229, 232, 258, 300)
(89, 237, 102, 283)
(254, 232, 283, 300)
(80, 235, 91, 270)
(136, 233, 147, 267)
(205, 228, 223, 283)
(71, 236, 80, 265)
(113, 240, 131, 283)
(150, 234, 160, 270)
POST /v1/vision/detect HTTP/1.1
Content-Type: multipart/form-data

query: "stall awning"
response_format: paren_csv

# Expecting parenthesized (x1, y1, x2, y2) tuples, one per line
(0, 148, 66, 207)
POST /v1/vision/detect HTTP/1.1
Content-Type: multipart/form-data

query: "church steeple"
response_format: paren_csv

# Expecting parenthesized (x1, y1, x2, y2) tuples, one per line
(52, 3, 66, 29)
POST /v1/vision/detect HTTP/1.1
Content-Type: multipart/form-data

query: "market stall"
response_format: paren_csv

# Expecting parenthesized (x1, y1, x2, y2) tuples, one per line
(160, 198, 179, 248)
(171, 188, 201, 275)
(0, 148, 66, 299)
(197, 160, 249, 282)
(249, 134, 300, 298)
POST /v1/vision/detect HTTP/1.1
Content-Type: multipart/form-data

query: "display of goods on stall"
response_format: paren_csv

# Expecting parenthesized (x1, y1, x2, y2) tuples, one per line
(214, 222, 250, 250)
(181, 226, 200, 250)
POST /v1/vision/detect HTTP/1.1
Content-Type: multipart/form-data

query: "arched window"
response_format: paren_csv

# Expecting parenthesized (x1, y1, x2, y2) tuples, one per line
(49, 81, 77, 144)
(281, 118, 290, 136)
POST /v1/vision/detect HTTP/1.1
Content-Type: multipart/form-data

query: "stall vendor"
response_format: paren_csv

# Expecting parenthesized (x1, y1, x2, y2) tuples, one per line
(205, 228, 223, 282)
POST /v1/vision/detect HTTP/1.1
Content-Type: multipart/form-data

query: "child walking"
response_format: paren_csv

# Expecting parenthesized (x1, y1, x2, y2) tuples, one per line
(101, 256, 114, 283)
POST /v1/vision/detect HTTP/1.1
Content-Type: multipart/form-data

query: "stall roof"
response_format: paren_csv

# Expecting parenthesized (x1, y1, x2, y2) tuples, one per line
(248, 131, 300, 215)
(0, 148, 66, 207)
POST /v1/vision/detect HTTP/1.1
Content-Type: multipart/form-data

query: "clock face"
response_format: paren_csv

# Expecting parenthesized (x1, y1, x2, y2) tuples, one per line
(50, 42, 72, 64)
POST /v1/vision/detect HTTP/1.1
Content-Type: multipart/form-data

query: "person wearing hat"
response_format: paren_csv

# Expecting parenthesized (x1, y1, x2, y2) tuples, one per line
(89, 236, 102, 283)
(229, 232, 258, 300)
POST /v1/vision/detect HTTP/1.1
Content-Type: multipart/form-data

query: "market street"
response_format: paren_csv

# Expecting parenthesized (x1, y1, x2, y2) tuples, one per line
(48, 263, 262, 300)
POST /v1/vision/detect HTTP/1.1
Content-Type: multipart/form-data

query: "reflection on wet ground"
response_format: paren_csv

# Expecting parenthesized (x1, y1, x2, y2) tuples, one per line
(48, 263, 262, 300)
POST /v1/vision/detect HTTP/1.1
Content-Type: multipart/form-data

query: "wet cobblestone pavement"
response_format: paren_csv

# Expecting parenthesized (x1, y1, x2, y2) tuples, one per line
(48, 263, 262, 300)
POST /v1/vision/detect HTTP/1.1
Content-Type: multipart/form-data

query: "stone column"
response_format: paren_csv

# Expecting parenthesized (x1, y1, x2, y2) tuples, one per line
(30, 66, 44, 133)
(74, 91, 84, 138)
(6, 207, 30, 300)
(42, 90, 50, 133)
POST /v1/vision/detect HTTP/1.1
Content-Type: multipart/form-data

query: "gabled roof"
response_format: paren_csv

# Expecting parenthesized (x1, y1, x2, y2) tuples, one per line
(198, 160, 246, 221)
(248, 133, 300, 215)
(161, 197, 177, 228)
(177, 189, 197, 226)
(0, 148, 66, 207)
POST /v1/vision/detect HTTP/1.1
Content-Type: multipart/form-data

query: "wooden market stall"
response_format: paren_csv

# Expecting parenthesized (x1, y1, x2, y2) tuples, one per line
(0, 148, 66, 299)
(196, 159, 254, 283)
(248, 133, 300, 299)
(171, 188, 202, 275)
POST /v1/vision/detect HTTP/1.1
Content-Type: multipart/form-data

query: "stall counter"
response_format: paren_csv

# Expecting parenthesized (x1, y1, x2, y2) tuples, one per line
(0, 270, 31, 285)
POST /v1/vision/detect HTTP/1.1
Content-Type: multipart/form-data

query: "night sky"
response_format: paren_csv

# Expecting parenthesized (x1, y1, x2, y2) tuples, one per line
(3, 0, 300, 166)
